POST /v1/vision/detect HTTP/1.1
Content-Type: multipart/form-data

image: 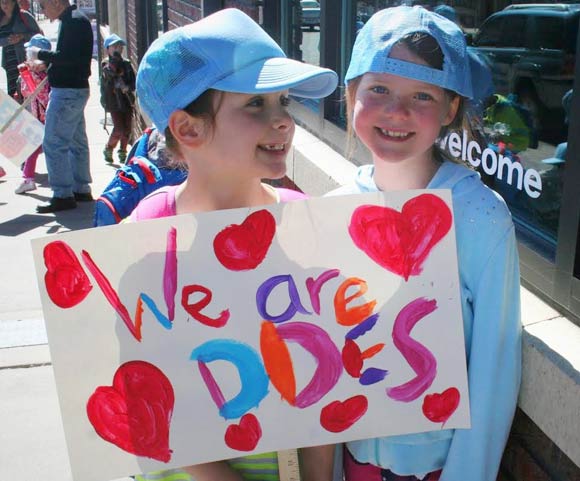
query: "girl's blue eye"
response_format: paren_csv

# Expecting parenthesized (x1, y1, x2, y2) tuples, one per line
(371, 85, 388, 94)
(416, 92, 434, 101)
(281, 96, 291, 107)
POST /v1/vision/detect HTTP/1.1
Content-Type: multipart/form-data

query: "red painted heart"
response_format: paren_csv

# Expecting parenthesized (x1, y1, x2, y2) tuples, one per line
(43, 240, 92, 308)
(86, 361, 174, 462)
(341, 340, 363, 378)
(320, 395, 368, 433)
(224, 413, 262, 451)
(349, 194, 452, 280)
(422, 387, 460, 424)
(213, 210, 276, 271)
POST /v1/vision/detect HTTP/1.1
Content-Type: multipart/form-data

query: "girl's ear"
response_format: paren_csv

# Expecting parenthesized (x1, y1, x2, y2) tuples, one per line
(441, 95, 461, 126)
(167, 110, 208, 148)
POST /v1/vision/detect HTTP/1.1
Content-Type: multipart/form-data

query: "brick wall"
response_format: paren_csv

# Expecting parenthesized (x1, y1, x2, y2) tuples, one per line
(224, 0, 258, 18)
(166, 0, 202, 29)
(125, 0, 138, 67)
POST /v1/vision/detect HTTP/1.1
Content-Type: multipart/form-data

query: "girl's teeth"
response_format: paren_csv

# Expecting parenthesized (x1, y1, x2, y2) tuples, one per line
(380, 129, 410, 138)
(262, 144, 285, 151)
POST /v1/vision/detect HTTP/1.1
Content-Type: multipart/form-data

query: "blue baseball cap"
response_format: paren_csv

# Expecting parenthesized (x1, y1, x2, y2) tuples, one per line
(24, 34, 51, 51)
(137, 8, 339, 132)
(345, 6, 473, 99)
(103, 34, 126, 49)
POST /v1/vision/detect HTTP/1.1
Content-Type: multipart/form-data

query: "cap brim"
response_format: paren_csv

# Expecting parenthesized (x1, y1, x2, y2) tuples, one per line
(213, 57, 338, 99)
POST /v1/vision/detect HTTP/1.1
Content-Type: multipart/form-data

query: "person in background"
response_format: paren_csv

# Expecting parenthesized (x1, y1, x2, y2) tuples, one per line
(130, 8, 338, 481)
(27, 0, 93, 213)
(328, 6, 521, 481)
(100, 33, 135, 164)
(0, 0, 40, 98)
(14, 33, 51, 194)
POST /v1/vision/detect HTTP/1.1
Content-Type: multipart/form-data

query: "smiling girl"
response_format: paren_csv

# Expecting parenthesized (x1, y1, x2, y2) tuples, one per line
(131, 8, 338, 481)
(329, 6, 521, 481)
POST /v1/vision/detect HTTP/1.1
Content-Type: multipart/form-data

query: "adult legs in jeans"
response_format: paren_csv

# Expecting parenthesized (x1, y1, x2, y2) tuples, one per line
(42, 88, 92, 199)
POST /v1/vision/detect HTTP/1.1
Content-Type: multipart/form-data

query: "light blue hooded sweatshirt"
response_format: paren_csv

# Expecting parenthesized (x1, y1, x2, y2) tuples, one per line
(328, 161, 522, 481)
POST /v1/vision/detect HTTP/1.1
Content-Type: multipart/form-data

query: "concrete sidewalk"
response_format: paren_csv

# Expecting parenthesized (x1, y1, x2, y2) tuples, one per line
(0, 18, 132, 481)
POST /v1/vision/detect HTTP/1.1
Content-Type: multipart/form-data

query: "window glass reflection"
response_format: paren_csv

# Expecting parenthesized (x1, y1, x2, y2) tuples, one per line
(289, 0, 320, 66)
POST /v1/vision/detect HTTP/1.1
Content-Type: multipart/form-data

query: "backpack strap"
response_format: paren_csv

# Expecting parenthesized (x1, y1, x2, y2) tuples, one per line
(126, 128, 154, 164)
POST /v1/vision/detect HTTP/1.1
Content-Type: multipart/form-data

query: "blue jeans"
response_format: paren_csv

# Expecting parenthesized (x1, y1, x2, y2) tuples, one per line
(43, 88, 92, 198)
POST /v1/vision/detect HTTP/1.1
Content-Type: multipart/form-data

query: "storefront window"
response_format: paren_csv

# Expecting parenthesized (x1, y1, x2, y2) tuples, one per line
(464, 6, 576, 262)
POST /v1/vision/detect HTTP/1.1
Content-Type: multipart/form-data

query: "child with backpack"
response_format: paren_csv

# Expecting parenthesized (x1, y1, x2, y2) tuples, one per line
(100, 33, 135, 164)
(14, 33, 51, 194)
(328, 6, 521, 481)
(130, 8, 338, 481)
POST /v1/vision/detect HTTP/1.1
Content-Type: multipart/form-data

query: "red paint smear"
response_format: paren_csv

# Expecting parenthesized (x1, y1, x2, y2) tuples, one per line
(43, 241, 92, 308)
(342, 339, 363, 378)
(163, 227, 177, 322)
(349, 194, 452, 280)
(361, 343, 385, 360)
(320, 395, 368, 433)
(224, 413, 262, 451)
(86, 360, 174, 462)
(422, 387, 460, 425)
(386, 298, 438, 402)
(181, 284, 230, 328)
(213, 210, 276, 271)
(81, 250, 141, 341)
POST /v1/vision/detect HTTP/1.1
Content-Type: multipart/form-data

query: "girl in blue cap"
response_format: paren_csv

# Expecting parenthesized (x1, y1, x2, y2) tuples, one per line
(329, 6, 521, 481)
(131, 8, 338, 481)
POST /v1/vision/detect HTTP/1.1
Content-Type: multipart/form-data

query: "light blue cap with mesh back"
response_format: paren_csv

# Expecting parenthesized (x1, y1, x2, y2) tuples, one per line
(346, 6, 473, 99)
(137, 8, 339, 132)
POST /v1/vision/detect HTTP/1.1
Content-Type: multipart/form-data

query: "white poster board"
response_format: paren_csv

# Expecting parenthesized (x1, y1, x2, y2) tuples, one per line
(31, 191, 470, 481)
(0, 89, 44, 167)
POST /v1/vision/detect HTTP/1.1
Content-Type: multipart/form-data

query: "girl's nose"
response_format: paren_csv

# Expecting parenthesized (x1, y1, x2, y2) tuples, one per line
(272, 108, 293, 131)
(385, 96, 410, 118)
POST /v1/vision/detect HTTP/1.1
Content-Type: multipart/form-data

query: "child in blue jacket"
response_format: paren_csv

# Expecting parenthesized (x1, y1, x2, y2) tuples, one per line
(328, 6, 521, 481)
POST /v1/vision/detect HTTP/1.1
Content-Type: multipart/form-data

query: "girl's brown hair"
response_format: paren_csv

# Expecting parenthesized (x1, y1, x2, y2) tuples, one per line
(164, 88, 224, 161)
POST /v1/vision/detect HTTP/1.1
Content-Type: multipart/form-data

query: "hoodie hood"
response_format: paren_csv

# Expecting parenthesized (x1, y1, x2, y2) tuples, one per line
(346, 161, 479, 194)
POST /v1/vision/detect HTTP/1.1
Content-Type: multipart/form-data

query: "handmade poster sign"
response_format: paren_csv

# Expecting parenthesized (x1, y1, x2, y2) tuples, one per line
(0, 88, 44, 167)
(31, 191, 470, 481)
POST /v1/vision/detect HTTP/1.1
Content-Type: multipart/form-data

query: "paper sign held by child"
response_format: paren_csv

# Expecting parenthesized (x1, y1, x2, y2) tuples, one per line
(31, 191, 470, 481)
(0, 88, 43, 167)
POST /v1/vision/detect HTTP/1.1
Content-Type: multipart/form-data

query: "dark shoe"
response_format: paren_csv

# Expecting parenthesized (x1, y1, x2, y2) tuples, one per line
(36, 197, 77, 213)
(118, 150, 127, 164)
(73, 192, 93, 202)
